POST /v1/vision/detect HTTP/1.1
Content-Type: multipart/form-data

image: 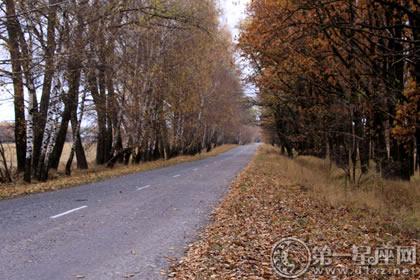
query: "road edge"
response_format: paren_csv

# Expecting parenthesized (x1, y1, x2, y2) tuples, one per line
(0, 145, 239, 200)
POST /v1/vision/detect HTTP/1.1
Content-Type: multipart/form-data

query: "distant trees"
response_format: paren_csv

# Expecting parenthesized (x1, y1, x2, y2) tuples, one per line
(0, 0, 254, 183)
(239, 0, 419, 181)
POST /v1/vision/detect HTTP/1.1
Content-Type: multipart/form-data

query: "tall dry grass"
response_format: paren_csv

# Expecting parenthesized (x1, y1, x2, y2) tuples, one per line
(3, 143, 97, 170)
(259, 145, 420, 236)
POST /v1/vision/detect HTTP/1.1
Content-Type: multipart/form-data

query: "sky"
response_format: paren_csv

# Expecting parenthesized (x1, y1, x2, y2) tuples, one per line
(220, 0, 250, 40)
(221, 0, 256, 98)
(0, 0, 250, 122)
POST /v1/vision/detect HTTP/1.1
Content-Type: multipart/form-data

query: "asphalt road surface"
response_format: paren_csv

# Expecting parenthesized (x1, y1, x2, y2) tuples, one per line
(0, 144, 258, 280)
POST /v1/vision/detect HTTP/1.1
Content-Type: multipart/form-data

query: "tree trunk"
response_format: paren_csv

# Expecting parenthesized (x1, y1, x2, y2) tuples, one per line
(66, 91, 88, 175)
(23, 80, 35, 183)
(33, 0, 58, 172)
(37, 80, 61, 181)
(416, 129, 420, 173)
(359, 121, 370, 174)
(410, 13, 420, 173)
(89, 64, 112, 165)
(70, 112, 88, 170)
(49, 62, 81, 170)
(5, 0, 26, 173)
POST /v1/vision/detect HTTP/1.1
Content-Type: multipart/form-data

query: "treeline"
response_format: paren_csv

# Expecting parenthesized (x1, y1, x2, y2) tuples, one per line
(239, 0, 420, 181)
(0, 0, 254, 183)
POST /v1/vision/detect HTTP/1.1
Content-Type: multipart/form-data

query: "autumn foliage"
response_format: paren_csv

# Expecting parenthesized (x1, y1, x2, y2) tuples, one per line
(239, 0, 420, 181)
(0, 0, 256, 183)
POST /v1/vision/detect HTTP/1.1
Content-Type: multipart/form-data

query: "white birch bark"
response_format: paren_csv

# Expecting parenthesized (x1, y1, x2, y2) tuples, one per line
(43, 83, 62, 166)
(37, 76, 61, 176)
(25, 84, 35, 161)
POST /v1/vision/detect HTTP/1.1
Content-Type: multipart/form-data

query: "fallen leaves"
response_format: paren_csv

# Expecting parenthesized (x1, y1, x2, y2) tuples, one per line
(170, 145, 419, 279)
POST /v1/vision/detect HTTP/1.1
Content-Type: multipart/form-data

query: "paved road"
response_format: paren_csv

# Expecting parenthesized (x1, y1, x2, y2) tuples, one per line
(0, 144, 258, 280)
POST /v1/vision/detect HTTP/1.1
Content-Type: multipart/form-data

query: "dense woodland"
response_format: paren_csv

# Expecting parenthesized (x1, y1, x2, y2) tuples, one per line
(0, 0, 255, 183)
(239, 0, 420, 181)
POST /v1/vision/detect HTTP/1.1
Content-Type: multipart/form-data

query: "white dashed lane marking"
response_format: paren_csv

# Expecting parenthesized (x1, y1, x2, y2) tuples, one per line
(50, 206, 88, 219)
(137, 185, 152, 191)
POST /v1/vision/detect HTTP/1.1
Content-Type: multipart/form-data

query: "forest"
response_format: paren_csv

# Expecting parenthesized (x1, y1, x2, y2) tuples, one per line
(239, 0, 420, 182)
(0, 0, 255, 184)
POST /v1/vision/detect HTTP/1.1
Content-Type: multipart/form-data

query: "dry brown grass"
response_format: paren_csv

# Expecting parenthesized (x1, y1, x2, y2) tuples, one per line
(283, 149, 420, 236)
(2, 143, 97, 169)
(0, 144, 238, 200)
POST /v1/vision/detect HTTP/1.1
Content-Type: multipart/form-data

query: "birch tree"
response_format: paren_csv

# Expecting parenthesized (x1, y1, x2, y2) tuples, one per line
(0, 0, 255, 183)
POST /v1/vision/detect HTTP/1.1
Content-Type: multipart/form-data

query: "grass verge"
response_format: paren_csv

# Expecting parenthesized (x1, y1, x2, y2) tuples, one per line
(0, 144, 238, 200)
(170, 145, 419, 279)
